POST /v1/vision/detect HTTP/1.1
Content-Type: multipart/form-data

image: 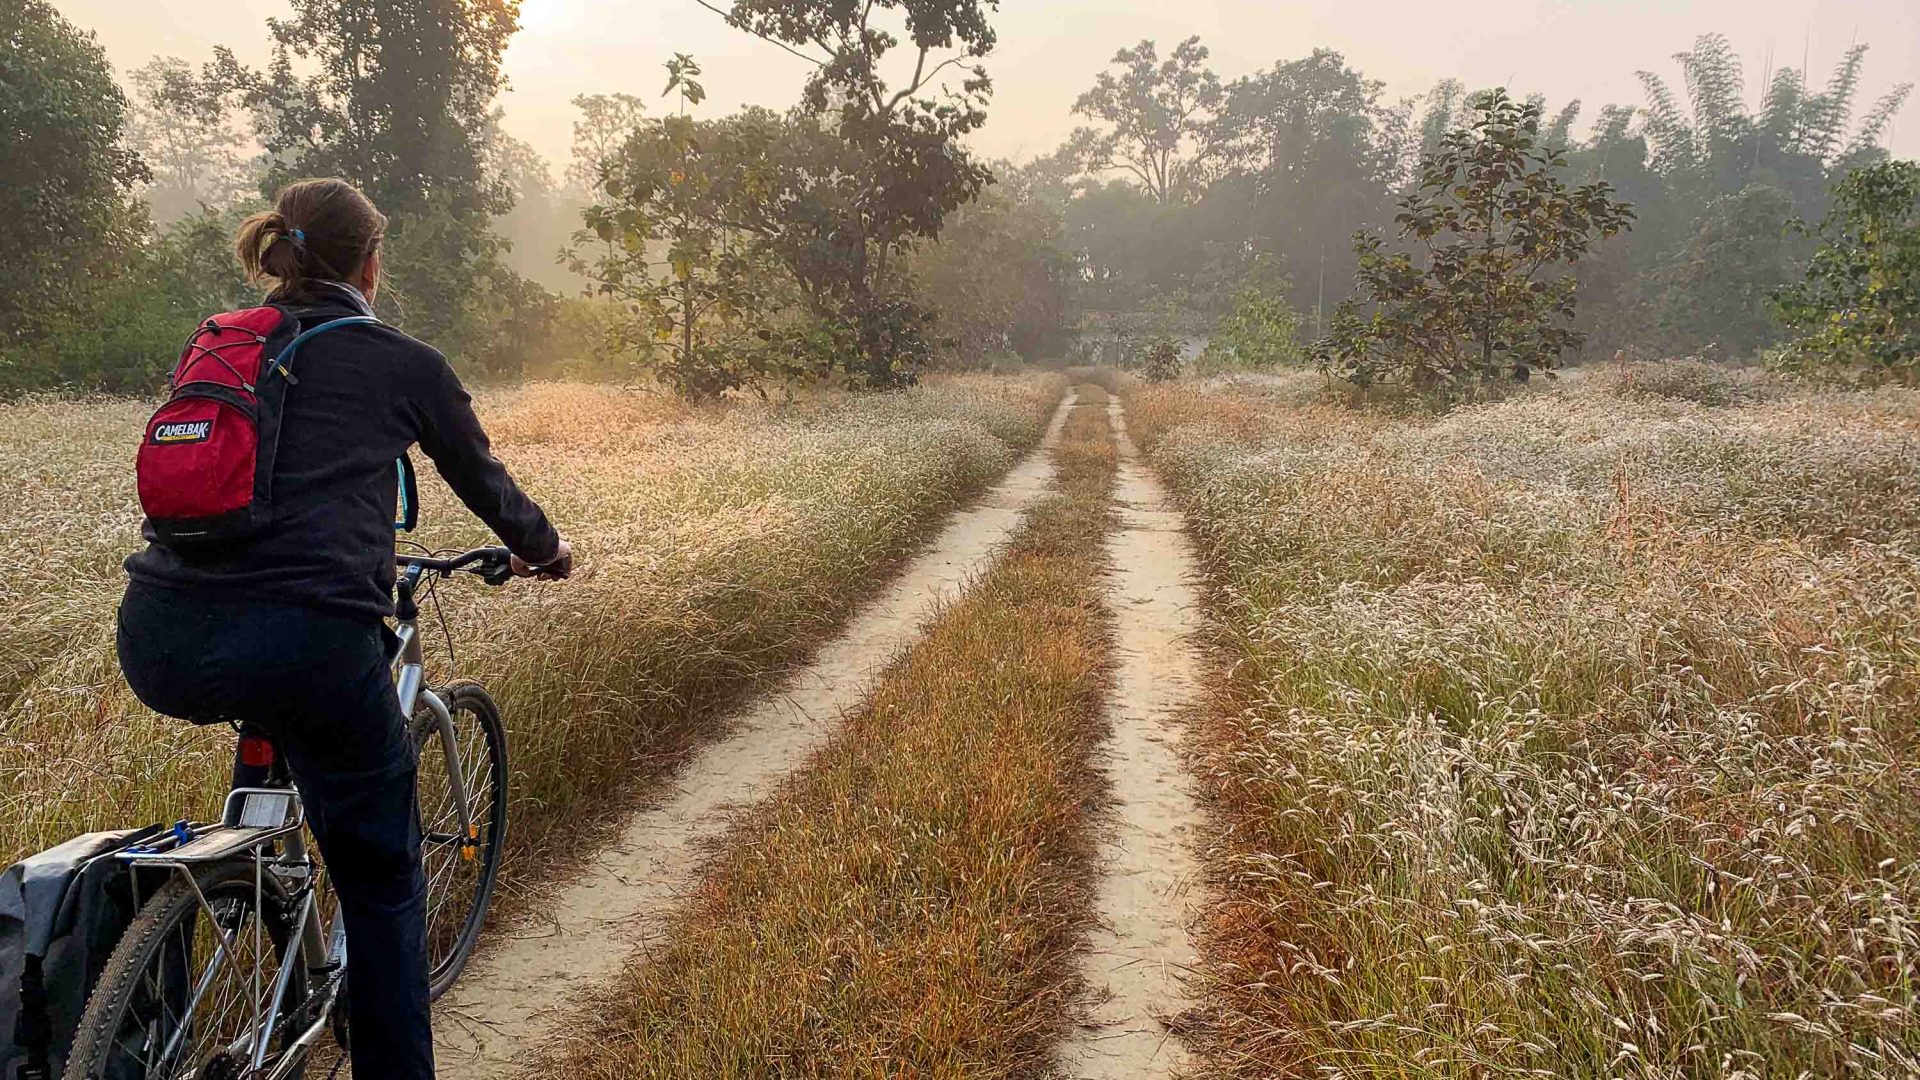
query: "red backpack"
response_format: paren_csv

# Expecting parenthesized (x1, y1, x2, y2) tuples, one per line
(136, 307, 379, 545)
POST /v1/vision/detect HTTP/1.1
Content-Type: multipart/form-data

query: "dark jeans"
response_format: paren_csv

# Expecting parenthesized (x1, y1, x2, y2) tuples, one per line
(116, 580, 434, 1080)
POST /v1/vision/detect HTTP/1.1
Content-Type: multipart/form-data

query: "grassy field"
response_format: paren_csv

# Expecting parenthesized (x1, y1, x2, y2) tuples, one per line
(1126, 367, 1920, 1076)
(544, 388, 1116, 1079)
(0, 375, 1063, 877)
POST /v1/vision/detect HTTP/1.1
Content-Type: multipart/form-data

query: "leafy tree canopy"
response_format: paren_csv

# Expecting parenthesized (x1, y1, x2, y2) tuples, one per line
(705, 0, 1002, 386)
(0, 0, 148, 353)
(235, 0, 519, 219)
(1070, 37, 1224, 205)
(1203, 265, 1305, 372)
(909, 165, 1075, 366)
(125, 57, 255, 227)
(1774, 159, 1920, 379)
(566, 93, 648, 197)
(569, 62, 792, 398)
(1316, 89, 1635, 394)
(215, 0, 540, 357)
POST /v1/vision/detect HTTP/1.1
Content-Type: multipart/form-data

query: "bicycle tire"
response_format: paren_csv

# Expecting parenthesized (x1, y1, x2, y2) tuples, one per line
(64, 859, 309, 1080)
(413, 680, 509, 1000)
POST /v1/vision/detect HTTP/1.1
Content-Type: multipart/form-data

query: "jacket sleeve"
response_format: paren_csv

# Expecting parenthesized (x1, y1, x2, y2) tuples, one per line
(407, 350, 562, 564)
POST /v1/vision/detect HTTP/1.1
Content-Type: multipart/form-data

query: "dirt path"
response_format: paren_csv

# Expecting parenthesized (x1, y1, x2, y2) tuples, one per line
(1060, 396, 1209, 1080)
(430, 391, 1079, 1078)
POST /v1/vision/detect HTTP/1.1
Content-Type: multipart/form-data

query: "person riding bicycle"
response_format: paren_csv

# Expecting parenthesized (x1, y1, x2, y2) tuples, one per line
(116, 177, 571, 1080)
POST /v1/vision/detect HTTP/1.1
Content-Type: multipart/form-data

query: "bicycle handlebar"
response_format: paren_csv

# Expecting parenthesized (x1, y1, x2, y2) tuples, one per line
(396, 546, 515, 586)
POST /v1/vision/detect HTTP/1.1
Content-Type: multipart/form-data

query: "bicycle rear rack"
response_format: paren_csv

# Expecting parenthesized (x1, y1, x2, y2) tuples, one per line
(109, 786, 326, 1078)
(117, 788, 304, 868)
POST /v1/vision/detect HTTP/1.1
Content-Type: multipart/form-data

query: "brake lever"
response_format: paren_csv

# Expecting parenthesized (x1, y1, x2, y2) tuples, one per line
(480, 559, 515, 587)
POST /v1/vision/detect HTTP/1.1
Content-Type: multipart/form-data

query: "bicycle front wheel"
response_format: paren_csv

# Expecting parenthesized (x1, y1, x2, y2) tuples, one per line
(65, 860, 309, 1080)
(414, 680, 509, 999)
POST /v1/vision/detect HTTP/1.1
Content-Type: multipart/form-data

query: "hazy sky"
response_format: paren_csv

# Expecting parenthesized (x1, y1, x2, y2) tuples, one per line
(57, 0, 1920, 172)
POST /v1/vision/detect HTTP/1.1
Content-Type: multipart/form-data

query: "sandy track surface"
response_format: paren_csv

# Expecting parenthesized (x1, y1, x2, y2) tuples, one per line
(429, 391, 1079, 1078)
(1059, 396, 1209, 1080)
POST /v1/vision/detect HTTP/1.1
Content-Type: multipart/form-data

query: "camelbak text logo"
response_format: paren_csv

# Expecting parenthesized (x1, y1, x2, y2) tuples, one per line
(153, 420, 213, 444)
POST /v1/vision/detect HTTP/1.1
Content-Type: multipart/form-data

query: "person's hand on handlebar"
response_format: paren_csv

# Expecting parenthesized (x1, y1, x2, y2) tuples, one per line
(511, 537, 573, 580)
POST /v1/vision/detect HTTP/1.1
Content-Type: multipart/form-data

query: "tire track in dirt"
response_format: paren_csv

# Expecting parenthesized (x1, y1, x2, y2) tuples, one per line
(1060, 395, 1209, 1080)
(429, 390, 1080, 1078)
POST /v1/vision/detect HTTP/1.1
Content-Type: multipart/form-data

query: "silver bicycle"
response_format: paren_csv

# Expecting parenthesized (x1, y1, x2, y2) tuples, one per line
(63, 547, 515, 1079)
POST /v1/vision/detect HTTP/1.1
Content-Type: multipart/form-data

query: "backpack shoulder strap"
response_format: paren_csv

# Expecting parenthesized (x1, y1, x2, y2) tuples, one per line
(267, 315, 381, 384)
(395, 454, 419, 532)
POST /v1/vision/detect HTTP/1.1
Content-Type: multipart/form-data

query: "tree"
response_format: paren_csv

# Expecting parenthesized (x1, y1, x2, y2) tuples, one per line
(485, 111, 584, 292)
(125, 57, 255, 226)
(566, 93, 648, 197)
(1774, 159, 1920, 380)
(1214, 49, 1399, 323)
(225, 0, 525, 348)
(238, 0, 517, 217)
(1203, 267, 1305, 371)
(0, 206, 256, 395)
(1655, 184, 1799, 356)
(1071, 37, 1224, 205)
(1139, 337, 1181, 382)
(568, 63, 787, 398)
(1560, 103, 1672, 354)
(712, 0, 1000, 386)
(1564, 36, 1911, 361)
(1316, 90, 1635, 394)
(1049, 161, 1248, 338)
(909, 166, 1075, 366)
(0, 0, 149, 365)
(1635, 34, 1912, 208)
(1415, 79, 1471, 164)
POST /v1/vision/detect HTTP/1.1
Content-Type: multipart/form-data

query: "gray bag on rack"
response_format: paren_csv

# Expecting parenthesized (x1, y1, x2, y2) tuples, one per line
(0, 825, 161, 1080)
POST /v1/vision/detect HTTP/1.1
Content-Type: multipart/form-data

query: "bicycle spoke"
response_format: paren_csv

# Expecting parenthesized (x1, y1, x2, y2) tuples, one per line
(114, 1027, 164, 1078)
(417, 698, 499, 972)
(99, 877, 304, 1080)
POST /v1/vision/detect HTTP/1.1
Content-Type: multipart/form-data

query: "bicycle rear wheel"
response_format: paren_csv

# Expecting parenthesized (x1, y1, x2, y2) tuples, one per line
(64, 860, 309, 1080)
(413, 681, 508, 1000)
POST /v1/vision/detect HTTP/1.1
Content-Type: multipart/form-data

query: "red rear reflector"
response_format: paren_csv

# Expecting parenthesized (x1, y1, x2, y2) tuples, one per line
(239, 736, 275, 768)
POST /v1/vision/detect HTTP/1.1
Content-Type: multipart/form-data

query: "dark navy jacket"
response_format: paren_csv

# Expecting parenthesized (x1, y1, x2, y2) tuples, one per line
(125, 283, 560, 622)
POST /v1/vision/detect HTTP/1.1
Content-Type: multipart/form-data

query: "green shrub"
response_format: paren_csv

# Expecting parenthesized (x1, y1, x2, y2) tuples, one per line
(0, 210, 253, 396)
(1140, 337, 1181, 383)
(1202, 278, 1304, 371)
(1773, 160, 1920, 381)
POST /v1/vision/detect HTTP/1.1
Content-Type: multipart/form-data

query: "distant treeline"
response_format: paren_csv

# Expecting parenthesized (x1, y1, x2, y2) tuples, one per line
(1039, 34, 1912, 366)
(0, 0, 1911, 396)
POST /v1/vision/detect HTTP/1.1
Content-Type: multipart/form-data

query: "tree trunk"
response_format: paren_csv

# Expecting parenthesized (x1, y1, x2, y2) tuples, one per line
(682, 270, 696, 396)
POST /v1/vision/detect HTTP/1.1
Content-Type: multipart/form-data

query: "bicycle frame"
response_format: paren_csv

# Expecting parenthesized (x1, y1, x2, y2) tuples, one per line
(397, 567, 481, 869)
(113, 566, 484, 1079)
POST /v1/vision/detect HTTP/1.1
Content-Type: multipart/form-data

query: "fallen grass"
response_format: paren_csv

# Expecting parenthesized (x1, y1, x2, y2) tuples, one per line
(0, 375, 1064, 881)
(1126, 374, 1920, 1077)
(544, 386, 1116, 1079)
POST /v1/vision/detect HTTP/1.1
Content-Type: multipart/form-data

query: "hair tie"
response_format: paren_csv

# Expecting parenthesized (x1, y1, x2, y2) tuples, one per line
(289, 228, 307, 249)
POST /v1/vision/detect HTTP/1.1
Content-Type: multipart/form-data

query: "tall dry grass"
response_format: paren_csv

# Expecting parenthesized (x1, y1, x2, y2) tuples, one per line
(1126, 375, 1920, 1076)
(0, 375, 1064, 880)
(545, 388, 1116, 1079)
